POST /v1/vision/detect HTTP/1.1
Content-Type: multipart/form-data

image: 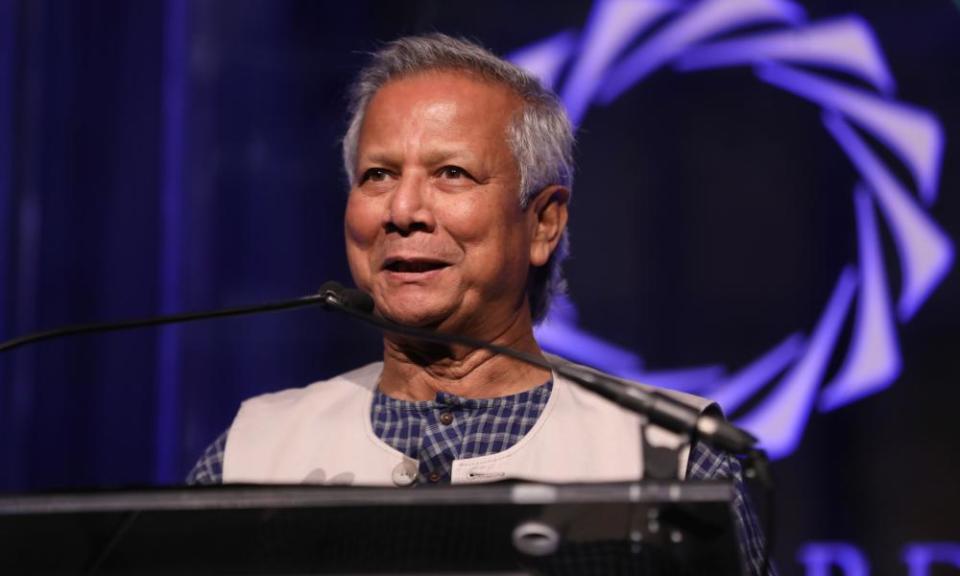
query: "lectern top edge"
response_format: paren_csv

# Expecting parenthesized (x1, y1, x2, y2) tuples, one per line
(0, 480, 735, 516)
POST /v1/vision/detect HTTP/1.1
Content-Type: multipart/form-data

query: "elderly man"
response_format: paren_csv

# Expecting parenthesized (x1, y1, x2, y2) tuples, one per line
(188, 34, 771, 574)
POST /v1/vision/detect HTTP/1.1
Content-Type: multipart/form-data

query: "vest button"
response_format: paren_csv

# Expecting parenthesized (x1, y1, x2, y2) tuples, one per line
(439, 411, 454, 425)
(391, 461, 417, 487)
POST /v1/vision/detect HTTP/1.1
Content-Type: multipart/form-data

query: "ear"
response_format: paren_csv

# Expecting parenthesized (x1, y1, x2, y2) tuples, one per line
(527, 185, 570, 267)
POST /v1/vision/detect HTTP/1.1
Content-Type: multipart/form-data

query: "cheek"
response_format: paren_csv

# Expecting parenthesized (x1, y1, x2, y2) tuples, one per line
(442, 191, 519, 239)
(344, 194, 382, 284)
(442, 195, 530, 269)
(344, 193, 382, 246)
(441, 199, 487, 244)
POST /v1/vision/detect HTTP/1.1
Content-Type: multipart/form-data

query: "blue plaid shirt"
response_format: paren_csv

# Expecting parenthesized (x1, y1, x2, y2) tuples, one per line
(188, 380, 773, 575)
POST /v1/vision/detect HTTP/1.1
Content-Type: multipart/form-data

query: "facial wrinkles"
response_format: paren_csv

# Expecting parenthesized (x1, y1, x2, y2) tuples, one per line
(347, 73, 532, 335)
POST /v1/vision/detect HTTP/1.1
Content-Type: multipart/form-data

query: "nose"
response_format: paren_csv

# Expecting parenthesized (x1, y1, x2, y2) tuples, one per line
(384, 173, 435, 235)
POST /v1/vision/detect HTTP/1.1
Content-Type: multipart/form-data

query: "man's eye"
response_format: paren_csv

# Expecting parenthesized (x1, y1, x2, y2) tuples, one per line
(360, 168, 390, 183)
(440, 166, 469, 179)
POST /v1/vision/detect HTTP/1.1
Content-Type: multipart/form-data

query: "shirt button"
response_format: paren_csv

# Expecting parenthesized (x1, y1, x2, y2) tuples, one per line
(391, 461, 417, 487)
(439, 411, 454, 426)
(428, 472, 442, 483)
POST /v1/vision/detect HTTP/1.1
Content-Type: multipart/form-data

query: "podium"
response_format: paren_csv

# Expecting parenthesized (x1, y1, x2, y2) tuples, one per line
(1, 481, 745, 574)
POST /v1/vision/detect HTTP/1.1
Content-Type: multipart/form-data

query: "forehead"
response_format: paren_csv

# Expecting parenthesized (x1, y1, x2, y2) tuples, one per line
(358, 70, 522, 152)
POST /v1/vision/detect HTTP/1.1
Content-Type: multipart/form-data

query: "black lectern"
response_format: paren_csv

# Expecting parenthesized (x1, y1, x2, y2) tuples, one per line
(1, 481, 744, 575)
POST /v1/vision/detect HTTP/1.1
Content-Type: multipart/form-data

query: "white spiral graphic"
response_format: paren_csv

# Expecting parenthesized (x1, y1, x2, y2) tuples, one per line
(510, 0, 953, 458)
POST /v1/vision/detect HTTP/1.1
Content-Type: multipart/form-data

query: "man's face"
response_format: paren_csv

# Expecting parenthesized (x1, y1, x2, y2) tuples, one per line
(344, 71, 537, 335)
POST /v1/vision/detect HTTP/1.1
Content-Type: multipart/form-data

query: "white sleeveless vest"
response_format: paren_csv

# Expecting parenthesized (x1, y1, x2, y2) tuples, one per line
(223, 357, 714, 486)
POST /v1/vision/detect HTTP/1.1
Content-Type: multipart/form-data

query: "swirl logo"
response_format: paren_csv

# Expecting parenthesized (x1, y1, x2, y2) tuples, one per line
(511, 0, 954, 458)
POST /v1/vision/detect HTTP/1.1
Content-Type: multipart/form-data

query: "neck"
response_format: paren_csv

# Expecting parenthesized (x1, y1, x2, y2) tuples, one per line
(378, 311, 551, 401)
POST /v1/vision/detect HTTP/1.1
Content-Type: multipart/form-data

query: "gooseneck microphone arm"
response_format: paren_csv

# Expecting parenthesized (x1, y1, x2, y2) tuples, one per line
(0, 281, 759, 455)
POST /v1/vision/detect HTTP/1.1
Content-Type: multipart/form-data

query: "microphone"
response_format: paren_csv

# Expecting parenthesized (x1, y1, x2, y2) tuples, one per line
(318, 282, 759, 455)
(317, 281, 374, 313)
(0, 280, 758, 454)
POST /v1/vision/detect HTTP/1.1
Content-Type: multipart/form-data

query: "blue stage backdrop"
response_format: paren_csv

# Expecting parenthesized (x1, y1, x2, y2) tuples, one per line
(1, 1, 958, 573)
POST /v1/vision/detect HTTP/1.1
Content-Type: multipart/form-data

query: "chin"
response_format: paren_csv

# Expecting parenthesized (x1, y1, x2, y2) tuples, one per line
(377, 295, 453, 328)
(372, 278, 451, 321)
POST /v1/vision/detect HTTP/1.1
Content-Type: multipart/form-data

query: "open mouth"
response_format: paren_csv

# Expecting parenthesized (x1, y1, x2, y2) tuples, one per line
(383, 259, 449, 273)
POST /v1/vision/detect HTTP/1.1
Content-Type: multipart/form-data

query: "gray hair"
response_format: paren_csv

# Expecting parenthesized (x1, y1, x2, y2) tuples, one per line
(341, 33, 575, 323)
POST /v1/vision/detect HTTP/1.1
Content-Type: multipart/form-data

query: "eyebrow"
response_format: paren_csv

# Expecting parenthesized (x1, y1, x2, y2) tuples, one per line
(422, 148, 471, 165)
(360, 152, 400, 168)
(360, 148, 476, 168)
